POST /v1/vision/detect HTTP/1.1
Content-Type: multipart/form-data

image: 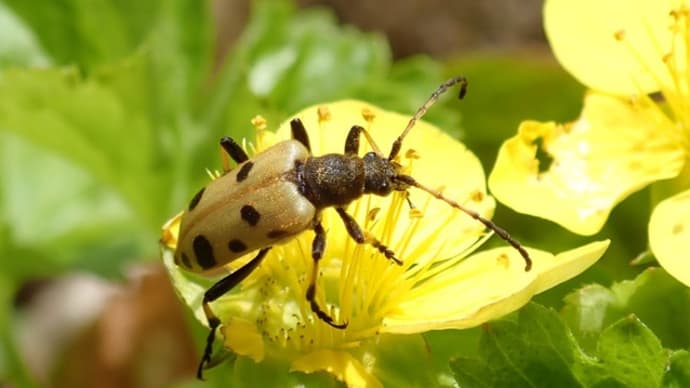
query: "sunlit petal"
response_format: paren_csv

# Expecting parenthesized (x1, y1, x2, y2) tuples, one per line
(544, 0, 676, 94)
(649, 188, 690, 287)
(489, 93, 685, 235)
(220, 320, 265, 362)
(381, 240, 609, 333)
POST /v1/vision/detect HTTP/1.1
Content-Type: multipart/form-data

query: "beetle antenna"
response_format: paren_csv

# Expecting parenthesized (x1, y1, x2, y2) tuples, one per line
(388, 76, 468, 161)
(395, 174, 532, 271)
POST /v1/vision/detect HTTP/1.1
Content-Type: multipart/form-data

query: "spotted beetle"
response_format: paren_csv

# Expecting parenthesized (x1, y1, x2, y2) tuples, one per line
(174, 77, 532, 379)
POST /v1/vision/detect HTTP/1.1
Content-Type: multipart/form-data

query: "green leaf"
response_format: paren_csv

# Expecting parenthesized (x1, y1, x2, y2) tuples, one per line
(597, 315, 666, 388)
(204, 0, 461, 151)
(451, 303, 593, 388)
(0, 65, 167, 229)
(0, 0, 217, 272)
(0, 3, 50, 68)
(664, 350, 690, 388)
(450, 303, 671, 388)
(562, 268, 690, 351)
(146, 0, 213, 124)
(2, 0, 161, 70)
(0, 133, 140, 277)
(205, 0, 389, 136)
(368, 334, 441, 387)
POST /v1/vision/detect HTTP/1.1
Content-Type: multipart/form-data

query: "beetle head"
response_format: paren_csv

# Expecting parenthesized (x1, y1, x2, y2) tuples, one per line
(362, 151, 409, 196)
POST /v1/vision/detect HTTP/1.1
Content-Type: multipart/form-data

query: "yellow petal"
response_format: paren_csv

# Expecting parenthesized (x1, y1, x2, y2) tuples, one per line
(381, 240, 609, 333)
(532, 240, 611, 293)
(291, 350, 382, 388)
(544, 0, 675, 94)
(649, 189, 690, 287)
(160, 210, 182, 250)
(220, 320, 265, 362)
(489, 93, 684, 235)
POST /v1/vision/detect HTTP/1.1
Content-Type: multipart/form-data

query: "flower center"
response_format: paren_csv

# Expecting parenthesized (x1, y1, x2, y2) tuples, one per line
(615, 6, 690, 152)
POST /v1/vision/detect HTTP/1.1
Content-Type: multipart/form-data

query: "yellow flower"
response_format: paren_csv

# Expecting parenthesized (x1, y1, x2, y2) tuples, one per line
(161, 100, 609, 387)
(489, 0, 690, 286)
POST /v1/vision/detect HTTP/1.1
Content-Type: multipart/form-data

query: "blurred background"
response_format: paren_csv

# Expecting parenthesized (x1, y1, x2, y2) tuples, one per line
(0, 0, 651, 387)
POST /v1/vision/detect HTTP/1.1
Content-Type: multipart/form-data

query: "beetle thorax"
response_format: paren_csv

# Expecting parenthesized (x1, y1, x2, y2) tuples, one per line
(298, 154, 366, 208)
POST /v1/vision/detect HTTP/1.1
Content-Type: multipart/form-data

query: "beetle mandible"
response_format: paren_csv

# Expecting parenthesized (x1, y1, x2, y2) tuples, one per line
(173, 77, 533, 379)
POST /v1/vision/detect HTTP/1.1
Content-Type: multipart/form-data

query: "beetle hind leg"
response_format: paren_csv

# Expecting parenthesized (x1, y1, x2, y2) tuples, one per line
(197, 247, 271, 380)
(219, 137, 249, 172)
(290, 119, 312, 152)
(307, 220, 348, 329)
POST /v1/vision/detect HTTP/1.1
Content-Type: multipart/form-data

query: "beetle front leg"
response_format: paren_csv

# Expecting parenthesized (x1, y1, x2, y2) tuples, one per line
(197, 247, 271, 380)
(306, 220, 348, 329)
(335, 207, 402, 265)
(344, 125, 364, 155)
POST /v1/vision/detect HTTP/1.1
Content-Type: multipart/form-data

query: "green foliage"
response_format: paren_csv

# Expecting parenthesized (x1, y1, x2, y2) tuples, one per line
(452, 271, 690, 387)
(562, 268, 690, 352)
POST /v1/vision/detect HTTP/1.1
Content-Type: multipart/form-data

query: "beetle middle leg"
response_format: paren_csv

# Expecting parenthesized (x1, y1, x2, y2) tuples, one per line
(335, 207, 402, 265)
(344, 125, 383, 156)
(306, 220, 348, 329)
(197, 247, 271, 380)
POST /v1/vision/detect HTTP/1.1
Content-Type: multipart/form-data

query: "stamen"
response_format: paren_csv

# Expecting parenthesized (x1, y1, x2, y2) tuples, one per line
(614, 8, 690, 149)
(251, 115, 267, 130)
(613, 28, 667, 93)
(361, 107, 376, 123)
(318, 106, 331, 122)
(251, 115, 269, 152)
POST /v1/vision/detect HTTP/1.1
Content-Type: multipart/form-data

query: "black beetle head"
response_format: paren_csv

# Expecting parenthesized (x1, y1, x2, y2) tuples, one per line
(362, 152, 408, 196)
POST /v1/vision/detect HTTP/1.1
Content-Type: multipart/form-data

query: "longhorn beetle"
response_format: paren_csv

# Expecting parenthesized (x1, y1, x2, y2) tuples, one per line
(173, 77, 532, 379)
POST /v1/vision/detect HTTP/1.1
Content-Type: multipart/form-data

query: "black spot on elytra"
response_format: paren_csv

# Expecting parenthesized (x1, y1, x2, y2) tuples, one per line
(188, 187, 205, 211)
(241, 205, 260, 226)
(193, 235, 216, 269)
(236, 161, 254, 182)
(180, 253, 192, 269)
(267, 229, 288, 239)
(228, 239, 247, 253)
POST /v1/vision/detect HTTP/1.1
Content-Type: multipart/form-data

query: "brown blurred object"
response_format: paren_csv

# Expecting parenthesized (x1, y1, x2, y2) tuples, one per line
(214, 0, 546, 60)
(15, 265, 198, 388)
(298, 0, 546, 57)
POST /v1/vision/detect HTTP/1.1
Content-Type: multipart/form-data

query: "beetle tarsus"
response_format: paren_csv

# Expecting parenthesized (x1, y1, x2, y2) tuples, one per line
(195, 248, 271, 379)
(335, 207, 402, 266)
(307, 284, 348, 329)
(197, 316, 220, 380)
(307, 221, 349, 328)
